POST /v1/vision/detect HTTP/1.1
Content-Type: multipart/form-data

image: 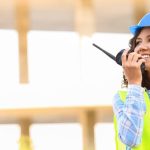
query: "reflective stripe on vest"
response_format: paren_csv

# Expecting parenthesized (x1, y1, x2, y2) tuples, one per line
(114, 90, 150, 150)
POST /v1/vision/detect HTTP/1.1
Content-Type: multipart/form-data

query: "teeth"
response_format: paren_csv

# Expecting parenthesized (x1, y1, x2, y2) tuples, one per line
(142, 55, 150, 58)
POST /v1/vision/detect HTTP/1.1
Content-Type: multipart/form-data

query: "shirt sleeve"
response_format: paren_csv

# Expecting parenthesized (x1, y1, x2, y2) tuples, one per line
(112, 84, 146, 147)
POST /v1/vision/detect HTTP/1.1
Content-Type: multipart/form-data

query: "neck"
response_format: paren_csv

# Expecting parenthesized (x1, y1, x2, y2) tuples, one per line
(142, 71, 150, 90)
(147, 69, 150, 79)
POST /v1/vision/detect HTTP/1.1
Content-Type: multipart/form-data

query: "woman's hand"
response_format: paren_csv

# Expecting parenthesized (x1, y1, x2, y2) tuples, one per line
(121, 49, 146, 85)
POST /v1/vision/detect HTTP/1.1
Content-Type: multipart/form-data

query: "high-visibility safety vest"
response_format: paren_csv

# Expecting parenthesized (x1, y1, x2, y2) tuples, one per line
(114, 90, 150, 150)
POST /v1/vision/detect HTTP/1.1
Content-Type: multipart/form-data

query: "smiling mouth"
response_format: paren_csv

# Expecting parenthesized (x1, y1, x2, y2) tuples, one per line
(141, 54, 150, 60)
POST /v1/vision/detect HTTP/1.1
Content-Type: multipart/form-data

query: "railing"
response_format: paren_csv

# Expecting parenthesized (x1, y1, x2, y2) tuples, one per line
(0, 106, 113, 150)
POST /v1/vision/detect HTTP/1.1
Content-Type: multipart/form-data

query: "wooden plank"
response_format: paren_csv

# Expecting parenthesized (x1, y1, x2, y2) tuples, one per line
(0, 106, 113, 123)
(15, 0, 29, 83)
(19, 119, 33, 150)
(75, 0, 95, 36)
(80, 111, 95, 150)
(19, 118, 31, 136)
(132, 0, 147, 23)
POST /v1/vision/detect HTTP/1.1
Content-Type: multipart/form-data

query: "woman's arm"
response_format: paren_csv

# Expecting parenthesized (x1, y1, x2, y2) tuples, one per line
(113, 85, 146, 147)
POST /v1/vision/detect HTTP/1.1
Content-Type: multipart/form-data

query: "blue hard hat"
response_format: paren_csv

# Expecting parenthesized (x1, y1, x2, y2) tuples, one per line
(129, 12, 150, 35)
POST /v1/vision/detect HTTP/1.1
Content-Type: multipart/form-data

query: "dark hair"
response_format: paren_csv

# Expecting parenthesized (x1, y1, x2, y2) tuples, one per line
(122, 28, 150, 90)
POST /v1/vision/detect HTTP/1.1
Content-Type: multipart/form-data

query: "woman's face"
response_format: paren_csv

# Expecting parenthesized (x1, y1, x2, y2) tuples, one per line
(134, 27, 150, 71)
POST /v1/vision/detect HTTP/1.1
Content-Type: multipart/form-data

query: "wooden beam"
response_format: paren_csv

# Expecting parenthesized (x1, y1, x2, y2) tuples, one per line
(75, 0, 95, 36)
(0, 106, 112, 124)
(80, 111, 95, 150)
(132, 0, 147, 23)
(19, 119, 31, 136)
(19, 119, 33, 150)
(15, 0, 29, 83)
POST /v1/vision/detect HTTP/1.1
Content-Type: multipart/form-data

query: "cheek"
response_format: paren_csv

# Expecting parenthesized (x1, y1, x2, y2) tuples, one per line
(134, 47, 140, 53)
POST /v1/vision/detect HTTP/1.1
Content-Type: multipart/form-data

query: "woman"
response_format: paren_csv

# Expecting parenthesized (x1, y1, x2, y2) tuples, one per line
(113, 12, 150, 150)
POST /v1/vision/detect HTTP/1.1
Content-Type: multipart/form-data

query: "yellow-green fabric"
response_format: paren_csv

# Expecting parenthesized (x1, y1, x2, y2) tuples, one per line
(114, 90, 150, 150)
(19, 135, 33, 150)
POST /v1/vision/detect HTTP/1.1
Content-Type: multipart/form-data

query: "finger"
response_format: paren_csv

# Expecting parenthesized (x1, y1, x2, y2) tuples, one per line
(132, 53, 142, 63)
(121, 49, 130, 65)
(137, 58, 146, 66)
(127, 52, 135, 63)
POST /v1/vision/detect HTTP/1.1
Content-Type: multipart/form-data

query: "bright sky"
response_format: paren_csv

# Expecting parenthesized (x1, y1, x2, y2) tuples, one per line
(0, 30, 132, 150)
(0, 30, 132, 108)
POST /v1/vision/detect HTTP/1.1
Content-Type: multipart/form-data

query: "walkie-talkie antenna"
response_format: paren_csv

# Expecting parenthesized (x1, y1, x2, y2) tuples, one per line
(92, 43, 116, 61)
(92, 43, 145, 73)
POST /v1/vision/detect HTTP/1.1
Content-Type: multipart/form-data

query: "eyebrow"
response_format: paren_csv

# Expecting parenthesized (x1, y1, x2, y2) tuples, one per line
(136, 35, 150, 40)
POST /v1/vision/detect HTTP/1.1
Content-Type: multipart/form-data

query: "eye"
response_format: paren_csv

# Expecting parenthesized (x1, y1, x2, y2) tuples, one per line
(135, 41, 141, 46)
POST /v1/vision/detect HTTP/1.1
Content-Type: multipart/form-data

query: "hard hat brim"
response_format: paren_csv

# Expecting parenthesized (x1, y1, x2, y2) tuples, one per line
(129, 25, 142, 35)
(129, 13, 150, 35)
(129, 25, 150, 35)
